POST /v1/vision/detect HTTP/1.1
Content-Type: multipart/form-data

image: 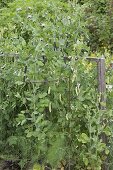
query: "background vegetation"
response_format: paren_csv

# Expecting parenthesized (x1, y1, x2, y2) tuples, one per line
(0, 0, 113, 169)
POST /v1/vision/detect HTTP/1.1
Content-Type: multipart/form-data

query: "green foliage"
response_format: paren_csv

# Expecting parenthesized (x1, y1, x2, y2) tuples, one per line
(0, 0, 113, 169)
(0, 0, 14, 8)
(76, 0, 113, 52)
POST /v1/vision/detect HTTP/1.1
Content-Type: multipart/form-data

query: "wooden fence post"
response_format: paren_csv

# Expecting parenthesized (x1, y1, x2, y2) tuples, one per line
(86, 57, 108, 170)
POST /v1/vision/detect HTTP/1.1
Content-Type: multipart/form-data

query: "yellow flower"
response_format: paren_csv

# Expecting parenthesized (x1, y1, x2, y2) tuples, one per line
(90, 53, 96, 57)
(33, 163, 44, 170)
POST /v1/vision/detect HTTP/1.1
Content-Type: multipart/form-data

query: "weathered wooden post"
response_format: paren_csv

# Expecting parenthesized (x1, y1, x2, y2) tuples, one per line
(86, 57, 108, 170)
(97, 58, 106, 109)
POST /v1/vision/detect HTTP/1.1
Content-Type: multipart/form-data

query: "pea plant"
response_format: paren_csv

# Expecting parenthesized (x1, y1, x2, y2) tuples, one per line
(0, 0, 113, 169)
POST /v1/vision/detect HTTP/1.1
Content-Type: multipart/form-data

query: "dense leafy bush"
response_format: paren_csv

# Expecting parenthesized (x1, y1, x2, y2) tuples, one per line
(0, 0, 113, 169)
(79, 0, 113, 52)
(0, 0, 14, 8)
